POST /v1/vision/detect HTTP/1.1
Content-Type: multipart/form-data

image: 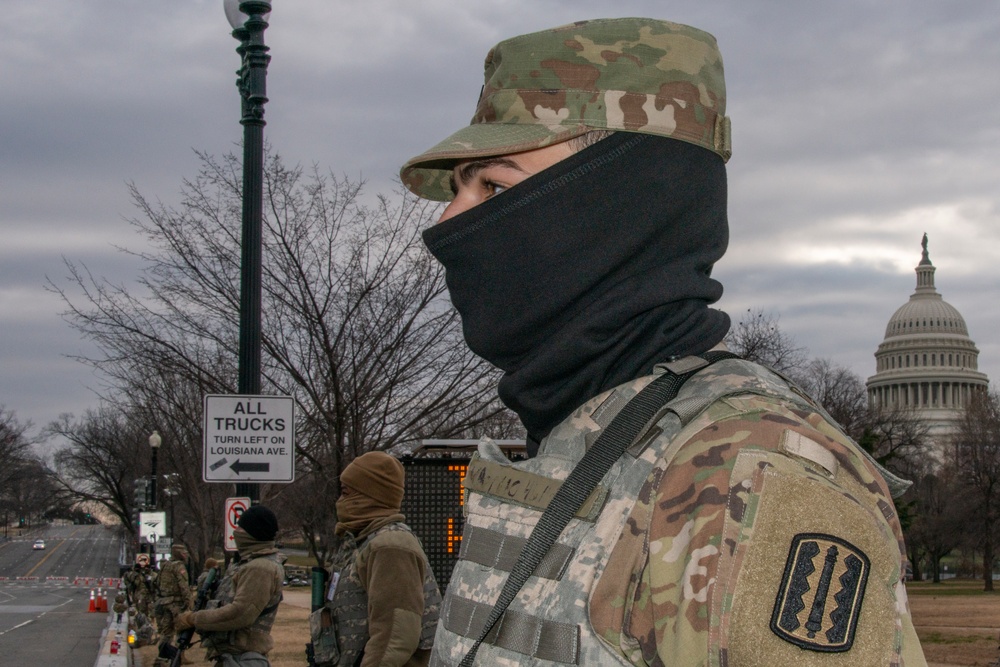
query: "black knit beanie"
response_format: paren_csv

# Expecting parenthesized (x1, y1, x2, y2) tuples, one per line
(237, 505, 278, 541)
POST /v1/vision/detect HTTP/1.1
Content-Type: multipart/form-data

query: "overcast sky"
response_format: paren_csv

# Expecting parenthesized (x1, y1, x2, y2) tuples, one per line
(3, 1, 999, 443)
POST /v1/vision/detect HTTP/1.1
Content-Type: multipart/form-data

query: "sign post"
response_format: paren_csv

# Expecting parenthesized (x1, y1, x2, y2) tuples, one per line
(224, 497, 251, 552)
(203, 395, 295, 483)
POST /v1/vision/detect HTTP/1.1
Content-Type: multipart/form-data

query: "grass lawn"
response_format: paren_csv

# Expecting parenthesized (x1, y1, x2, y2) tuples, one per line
(909, 579, 1000, 665)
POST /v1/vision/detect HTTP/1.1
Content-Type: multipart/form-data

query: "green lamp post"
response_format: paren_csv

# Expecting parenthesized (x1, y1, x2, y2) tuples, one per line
(224, 0, 271, 504)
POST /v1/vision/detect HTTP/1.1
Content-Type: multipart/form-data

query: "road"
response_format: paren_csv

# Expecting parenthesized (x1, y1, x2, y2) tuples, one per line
(0, 524, 123, 665)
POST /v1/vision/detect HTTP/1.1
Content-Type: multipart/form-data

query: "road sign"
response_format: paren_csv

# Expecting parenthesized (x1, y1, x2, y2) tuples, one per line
(224, 497, 251, 552)
(155, 537, 173, 554)
(203, 394, 295, 483)
(139, 511, 166, 543)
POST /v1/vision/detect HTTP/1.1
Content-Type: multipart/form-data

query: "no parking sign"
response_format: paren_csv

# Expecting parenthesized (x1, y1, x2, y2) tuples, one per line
(225, 496, 251, 552)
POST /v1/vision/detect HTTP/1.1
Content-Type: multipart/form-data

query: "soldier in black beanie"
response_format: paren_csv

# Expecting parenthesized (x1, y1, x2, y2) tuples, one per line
(237, 505, 278, 542)
(176, 505, 286, 666)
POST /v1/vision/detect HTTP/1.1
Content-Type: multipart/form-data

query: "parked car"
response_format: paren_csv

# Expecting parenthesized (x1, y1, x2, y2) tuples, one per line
(32, 539, 45, 550)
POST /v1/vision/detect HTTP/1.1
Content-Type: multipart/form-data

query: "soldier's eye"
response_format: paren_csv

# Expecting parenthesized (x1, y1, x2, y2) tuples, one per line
(483, 180, 507, 199)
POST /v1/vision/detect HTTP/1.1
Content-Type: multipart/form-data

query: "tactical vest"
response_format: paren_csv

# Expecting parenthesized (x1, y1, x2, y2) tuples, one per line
(202, 552, 284, 656)
(429, 359, 905, 666)
(311, 522, 441, 667)
(156, 560, 189, 607)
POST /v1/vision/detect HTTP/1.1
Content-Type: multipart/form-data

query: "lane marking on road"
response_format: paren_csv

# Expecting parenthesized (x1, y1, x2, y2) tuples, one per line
(24, 540, 66, 578)
(0, 618, 35, 636)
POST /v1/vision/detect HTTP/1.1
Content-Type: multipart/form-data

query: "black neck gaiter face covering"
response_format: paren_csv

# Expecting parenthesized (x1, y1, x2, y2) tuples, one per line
(422, 133, 731, 452)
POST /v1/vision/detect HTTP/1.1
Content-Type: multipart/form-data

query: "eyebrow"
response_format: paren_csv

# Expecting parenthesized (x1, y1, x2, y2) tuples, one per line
(449, 156, 525, 195)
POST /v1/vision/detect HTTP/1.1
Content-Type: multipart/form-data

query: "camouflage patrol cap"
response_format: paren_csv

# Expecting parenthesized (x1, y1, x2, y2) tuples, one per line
(400, 17, 731, 201)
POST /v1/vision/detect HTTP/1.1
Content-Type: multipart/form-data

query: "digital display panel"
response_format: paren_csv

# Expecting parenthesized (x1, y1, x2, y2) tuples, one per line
(400, 459, 468, 590)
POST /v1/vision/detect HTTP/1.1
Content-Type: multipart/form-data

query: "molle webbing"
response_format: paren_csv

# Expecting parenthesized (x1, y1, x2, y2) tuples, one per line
(459, 525, 574, 580)
(443, 596, 580, 664)
(330, 564, 368, 664)
(457, 351, 739, 666)
(462, 458, 608, 521)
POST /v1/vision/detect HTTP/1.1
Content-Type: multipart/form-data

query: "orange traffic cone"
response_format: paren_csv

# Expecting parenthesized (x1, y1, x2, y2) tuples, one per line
(88, 589, 96, 612)
(98, 589, 108, 612)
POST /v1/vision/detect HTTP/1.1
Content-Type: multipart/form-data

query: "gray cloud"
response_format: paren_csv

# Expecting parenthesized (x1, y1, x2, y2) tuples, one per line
(3, 1, 998, 436)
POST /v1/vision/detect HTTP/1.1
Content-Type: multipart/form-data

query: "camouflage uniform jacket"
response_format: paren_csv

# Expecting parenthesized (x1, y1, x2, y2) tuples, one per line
(156, 559, 191, 615)
(196, 544, 285, 659)
(125, 566, 157, 616)
(325, 517, 441, 667)
(431, 357, 927, 666)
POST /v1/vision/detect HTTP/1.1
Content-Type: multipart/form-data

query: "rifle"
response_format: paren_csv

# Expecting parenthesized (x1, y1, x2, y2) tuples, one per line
(159, 566, 220, 667)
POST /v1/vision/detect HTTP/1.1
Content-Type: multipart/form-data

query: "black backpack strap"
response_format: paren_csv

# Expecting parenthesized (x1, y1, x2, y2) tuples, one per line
(459, 351, 739, 666)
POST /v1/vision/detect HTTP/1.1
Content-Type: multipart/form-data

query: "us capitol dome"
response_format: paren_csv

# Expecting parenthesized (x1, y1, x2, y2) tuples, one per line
(865, 235, 989, 440)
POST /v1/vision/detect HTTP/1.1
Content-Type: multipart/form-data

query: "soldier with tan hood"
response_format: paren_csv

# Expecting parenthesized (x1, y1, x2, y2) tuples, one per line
(400, 16, 927, 667)
(312, 451, 441, 667)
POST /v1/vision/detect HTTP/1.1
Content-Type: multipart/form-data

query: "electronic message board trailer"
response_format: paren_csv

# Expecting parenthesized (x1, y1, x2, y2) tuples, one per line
(399, 440, 526, 590)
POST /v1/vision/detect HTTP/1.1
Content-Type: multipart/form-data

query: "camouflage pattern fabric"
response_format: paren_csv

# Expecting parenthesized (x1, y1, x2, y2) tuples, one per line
(312, 533, 363, 666)
(155, 559, 191, 638)
(131, 610, 157, 647)
(401, 17, 731, 201)
(430, 358, 926, 666)
(124, 566, 158, 619)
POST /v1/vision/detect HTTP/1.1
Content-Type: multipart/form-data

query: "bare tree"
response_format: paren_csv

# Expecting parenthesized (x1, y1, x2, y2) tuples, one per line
(903, 464, 968, 582)
(50, 390, 234, 574)
(858, 406, 932, 475)
(952, 389, 1000, 591)
(724, 307, 806, 375)
(51, 151, 507, 560)
(0, 408, 45, 533)
(796, 358, 869, 437)
(0, 407, 34, 486)
(50, 407, 147, 531)
(3, 457, 66, 530)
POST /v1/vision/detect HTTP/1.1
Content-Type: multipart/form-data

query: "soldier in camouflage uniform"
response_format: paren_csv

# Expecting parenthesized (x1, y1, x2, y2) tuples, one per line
(310, 451, 441, 667)
(176, 505, 285, 667)
(155, 543, 193, 663)
(113, 591, 128, 624)
(400, 17, 927, 667)
(124, 553, 158, 621)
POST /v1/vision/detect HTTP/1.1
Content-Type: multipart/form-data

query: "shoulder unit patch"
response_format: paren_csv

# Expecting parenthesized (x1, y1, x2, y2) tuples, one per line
(770, 533, 870, 652)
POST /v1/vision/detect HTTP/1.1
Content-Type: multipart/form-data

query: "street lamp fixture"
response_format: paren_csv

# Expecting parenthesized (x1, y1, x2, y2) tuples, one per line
(224, 0, 270, 29)
(149, 431, 161, 510)
(224, 0, 271, 504)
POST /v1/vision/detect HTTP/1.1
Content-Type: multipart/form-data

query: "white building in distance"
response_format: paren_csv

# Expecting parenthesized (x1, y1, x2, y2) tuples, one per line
(866, 235, 989, 441)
